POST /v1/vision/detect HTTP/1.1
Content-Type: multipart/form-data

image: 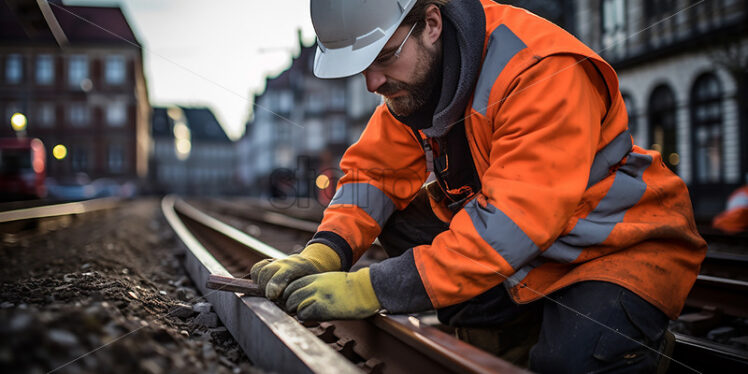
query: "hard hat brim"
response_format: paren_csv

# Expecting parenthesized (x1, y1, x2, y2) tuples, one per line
(313, 34, 389, 79)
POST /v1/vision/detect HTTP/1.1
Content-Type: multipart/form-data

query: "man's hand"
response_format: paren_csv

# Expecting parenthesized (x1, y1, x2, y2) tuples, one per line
(250, 243, 340, 300)
(283, 268, 381, 321)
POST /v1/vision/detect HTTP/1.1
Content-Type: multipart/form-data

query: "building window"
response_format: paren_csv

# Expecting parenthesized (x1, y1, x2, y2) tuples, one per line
(68, 55, 89, 87)
(648, 85, 678, 172)
(278, 91, 292, 114)
(330, 88, 345, 109)
(68, 104, 90, 127)
(71, 147, 89, 172)
(691, 73, 723, 184)
(108, 144, 124, 173)
(622, 93, 637, 141)
(645, 0, 677, 20)
(306, 120, 325, 151)
(601, 0, 626, 57)
(5, 54, 22, 84)
(35, 55, 54, 85)
(37, 103, 56, 128)
(330, 117, 346, 143)
(104, 55, 126, 85)
(106, 102, 127, 126)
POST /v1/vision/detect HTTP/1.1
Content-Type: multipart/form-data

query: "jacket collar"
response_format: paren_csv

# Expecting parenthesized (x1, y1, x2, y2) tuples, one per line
(391, 0, 486, 137)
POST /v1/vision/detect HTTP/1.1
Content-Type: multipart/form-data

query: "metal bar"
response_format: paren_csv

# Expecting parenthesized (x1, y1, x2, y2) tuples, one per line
(162, 195, 361, 374)
(0, 197, 120, 223)
(206, 274, 263, 296)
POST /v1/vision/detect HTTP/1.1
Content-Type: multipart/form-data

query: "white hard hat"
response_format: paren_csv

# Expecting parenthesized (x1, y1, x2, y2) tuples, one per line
(311, 0, 417, 79)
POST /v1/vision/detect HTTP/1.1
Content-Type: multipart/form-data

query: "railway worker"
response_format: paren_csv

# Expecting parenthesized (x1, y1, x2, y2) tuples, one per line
(251, 0, 708, 371)
(712, 184, 748, 234)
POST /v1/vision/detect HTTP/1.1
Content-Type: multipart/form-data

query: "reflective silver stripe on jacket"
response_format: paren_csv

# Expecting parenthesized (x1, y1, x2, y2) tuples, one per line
(497, 131, 638, 286)
(472, 24, 526, 115)
(587, 129, 632, 188)
(464, 200, 540, 271)
(504, 259, 543, 288)
(329, 182, 396, 228)
(542, 152, 652, 263)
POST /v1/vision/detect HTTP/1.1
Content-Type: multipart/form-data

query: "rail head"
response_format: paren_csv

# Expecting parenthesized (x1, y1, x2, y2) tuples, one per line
(374, 314, 530, 374)
(173, 198, 287, 260)
(0, 197, 120, 223)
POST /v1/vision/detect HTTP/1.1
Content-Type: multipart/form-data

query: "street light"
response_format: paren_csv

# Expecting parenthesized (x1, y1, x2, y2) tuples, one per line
(53, 144, 68, 160)
(10, 112, 27, 132)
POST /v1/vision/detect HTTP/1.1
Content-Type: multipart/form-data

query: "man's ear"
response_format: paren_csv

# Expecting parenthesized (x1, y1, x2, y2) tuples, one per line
(422, 4, 443, 45)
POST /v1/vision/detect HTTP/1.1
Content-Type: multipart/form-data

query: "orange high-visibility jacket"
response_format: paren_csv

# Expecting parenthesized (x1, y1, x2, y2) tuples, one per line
(308, 1, 707, 319)
(713, 186, 748, 234)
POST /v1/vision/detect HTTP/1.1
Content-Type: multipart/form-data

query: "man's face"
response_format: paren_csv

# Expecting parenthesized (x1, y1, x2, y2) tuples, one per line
(364, 25, 442, 117)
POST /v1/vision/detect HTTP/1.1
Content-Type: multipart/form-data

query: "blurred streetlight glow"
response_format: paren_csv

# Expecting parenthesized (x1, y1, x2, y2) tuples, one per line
(53, 144, 68, 160)
(167, 107, 184, 121)
(669, 153, 680, 166)
(315, 174, 330, 189)
(11, 113, 27, 131)
(175, 139, 191, 160)
(173, 122, 190, 139)
(173, 120, 191, 160)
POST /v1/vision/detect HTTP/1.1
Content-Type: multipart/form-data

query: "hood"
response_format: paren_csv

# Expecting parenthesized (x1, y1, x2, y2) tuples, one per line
(424, 0, 486, 138)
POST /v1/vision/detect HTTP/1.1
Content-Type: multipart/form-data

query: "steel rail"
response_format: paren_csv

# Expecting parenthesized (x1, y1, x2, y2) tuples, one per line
(201, 197, 385, 250)
(671, 332, 748, 372)
(699, 251, 748, 282)
(0, 197, 120, 223)
(162, 195, 360, 374)
(687, 274, 748, 319)
(165, 196, 527, 374)
(206, 197, 320, 233)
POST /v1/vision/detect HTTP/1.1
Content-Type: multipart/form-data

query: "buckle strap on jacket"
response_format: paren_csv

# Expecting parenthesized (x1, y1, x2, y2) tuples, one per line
(410, 120, 482, 213)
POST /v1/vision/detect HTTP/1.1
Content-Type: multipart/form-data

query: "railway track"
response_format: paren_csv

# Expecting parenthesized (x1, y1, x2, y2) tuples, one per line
(167, 196, 748, 373)
(0, 197, 121, 244)
(162, 195, 526, 373)
(194, 197, 389, 269)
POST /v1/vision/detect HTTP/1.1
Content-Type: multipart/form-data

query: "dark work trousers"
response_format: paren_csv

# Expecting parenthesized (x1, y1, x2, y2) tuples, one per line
(378, 188, 671, 373)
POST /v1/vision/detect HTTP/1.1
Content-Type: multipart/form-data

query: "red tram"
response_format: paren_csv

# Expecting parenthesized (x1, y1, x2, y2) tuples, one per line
(0, 137, 46, 200)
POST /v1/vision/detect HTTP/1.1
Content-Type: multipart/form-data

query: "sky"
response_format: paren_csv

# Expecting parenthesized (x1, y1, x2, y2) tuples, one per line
(66, 0, 318, 140)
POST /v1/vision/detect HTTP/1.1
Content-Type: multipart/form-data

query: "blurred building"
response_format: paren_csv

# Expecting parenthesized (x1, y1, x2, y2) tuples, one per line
(570, 0, 748, 219)
(495, 0, 748, 219)
(150, 105, 236, 195)
(238, 32, 379, 198)
(243, 1, 748, 219)
(496, 0, 576, 30)
(0, 0, 150, 182)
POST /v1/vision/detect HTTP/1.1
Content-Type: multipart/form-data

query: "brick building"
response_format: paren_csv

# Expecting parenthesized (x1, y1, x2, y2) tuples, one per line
(0, 0, 150, 182)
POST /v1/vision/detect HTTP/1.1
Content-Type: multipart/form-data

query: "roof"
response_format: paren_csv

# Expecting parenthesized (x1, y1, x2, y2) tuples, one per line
(181, 107, 231, 143)
(0, 0, 57, 43)
(151, 107, 172, 137)
(0, 0, 140, 46)
(51, 4, 140, 46)
(151, 106, 231, 143)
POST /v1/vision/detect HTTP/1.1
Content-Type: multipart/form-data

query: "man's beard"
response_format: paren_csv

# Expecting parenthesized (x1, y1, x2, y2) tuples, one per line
(377, 41, 442, 117)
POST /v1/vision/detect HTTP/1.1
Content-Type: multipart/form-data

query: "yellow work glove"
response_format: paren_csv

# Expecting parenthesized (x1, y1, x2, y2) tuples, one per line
(282, 268, 381, 321)
(249, 243, 341, 300)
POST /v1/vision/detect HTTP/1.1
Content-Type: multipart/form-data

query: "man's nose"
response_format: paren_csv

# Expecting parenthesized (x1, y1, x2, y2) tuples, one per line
(363, 69, 386, 93)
